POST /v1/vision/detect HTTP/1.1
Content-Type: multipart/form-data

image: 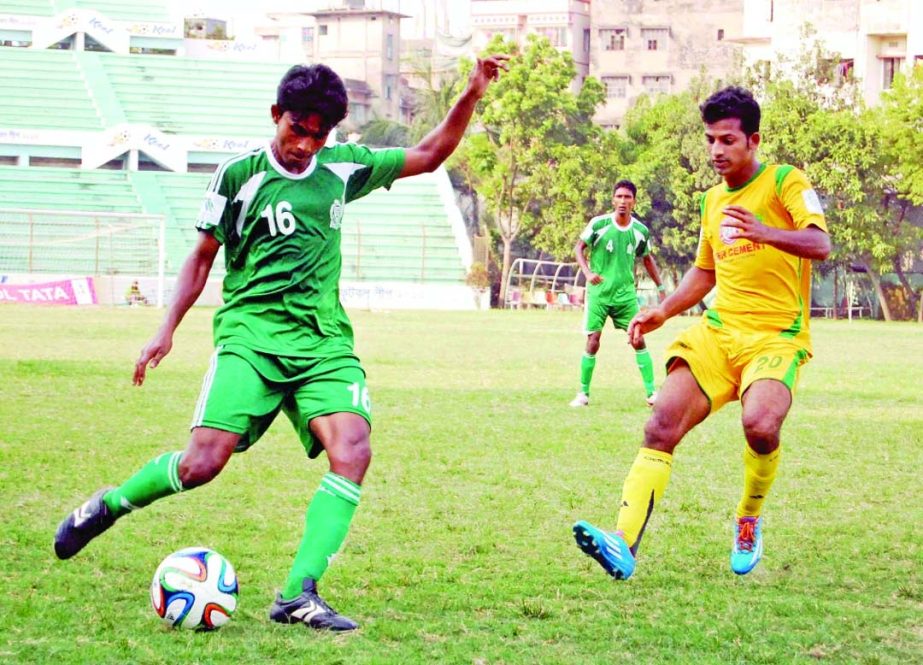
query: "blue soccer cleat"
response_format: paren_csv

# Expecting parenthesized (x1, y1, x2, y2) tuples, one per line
(731, 516, 764, 575)
(572, 520, 636, 580)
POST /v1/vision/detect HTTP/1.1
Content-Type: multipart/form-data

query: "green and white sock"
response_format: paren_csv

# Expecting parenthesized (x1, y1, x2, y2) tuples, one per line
(282, 472, 361, 600)
(103, 451, 184, 518)
(580, 353, 597, 395)
(635, 349, 656, 397)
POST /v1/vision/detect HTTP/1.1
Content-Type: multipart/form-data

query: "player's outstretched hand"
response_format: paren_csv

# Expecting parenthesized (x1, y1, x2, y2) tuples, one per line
(468, 54, 510, 98)
(133, 331, 173, 386)
(628, 307, 666, 348)
(588, 272, 603, 285)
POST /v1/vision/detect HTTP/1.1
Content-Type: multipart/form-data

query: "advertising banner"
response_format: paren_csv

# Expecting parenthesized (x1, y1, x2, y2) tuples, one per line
(0, 277, 96, 305)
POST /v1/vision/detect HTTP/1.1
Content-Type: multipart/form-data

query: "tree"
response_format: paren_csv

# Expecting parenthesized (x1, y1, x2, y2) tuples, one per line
(358, 119, 412, 148)
(457, 34, 605, 303)
(617, 86, 721, 282)
(747, 33, 922, 319)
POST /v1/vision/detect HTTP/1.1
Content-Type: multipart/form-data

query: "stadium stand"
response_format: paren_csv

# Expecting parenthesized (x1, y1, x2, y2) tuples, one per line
(70, 0, 173, 24)
(93, 53, 287, 137)
(2, 0, 54, 17)
(0, 49, 103, 131)
(0, 165, 467, 283)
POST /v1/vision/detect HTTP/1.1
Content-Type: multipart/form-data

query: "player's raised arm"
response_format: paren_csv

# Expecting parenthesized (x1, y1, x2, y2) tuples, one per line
(399, 55, 509, 178)
(628, 266, 715, 346)
(133, 231, 221, 386)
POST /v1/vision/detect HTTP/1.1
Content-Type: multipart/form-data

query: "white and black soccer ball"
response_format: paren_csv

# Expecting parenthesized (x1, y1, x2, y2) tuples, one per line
(150, 547, 238, 631)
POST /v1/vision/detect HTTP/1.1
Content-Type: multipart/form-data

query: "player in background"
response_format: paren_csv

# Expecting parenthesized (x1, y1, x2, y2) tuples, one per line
(573, 86, 830, 579)
(569, 180, 665, 408)
(54, 56, 508, 631)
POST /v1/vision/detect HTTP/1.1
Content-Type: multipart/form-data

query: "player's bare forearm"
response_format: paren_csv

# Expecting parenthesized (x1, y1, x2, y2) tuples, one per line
(761, 226, 831, 260)
(400, 55, 509, 177)
(134, 233, 219, 385)
(660, 266, 715, 319)
(643, 255, 663, 287)
(160, 233, 219, 333)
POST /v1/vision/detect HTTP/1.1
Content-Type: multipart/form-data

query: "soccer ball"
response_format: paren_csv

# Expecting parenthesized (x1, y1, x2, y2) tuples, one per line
(150, 547, 239, 631)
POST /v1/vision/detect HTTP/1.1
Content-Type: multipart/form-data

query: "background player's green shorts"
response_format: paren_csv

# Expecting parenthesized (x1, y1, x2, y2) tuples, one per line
(664, 318, 811, 413)
(190, 344, 371, 459)
(583, 294, 640, 334)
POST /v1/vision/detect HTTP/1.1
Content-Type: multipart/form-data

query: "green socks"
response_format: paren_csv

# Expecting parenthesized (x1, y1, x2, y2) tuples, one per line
(103, 451, 185, 518)
(282, 472, 361, 600)
(580, 353, 597, 395)
(635, 349, 656, 397)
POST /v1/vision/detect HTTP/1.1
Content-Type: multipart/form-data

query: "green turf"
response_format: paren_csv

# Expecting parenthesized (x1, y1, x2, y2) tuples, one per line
(0, 305, 920, 664)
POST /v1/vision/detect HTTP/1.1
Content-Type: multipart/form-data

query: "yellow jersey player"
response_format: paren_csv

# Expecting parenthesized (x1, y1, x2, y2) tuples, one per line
(573, 86, 830, 579)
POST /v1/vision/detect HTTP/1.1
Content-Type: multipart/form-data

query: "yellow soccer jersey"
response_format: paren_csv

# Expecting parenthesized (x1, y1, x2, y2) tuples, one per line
(695, 164, 827, 344)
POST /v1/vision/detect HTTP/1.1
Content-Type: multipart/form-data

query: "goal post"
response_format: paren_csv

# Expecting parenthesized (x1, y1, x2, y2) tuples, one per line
(0, 208, 167, 307)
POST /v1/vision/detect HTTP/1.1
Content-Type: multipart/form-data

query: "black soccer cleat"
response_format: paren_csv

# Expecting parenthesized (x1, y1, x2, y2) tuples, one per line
(54, 487, 117, 560)
(269, 578, 359, 632)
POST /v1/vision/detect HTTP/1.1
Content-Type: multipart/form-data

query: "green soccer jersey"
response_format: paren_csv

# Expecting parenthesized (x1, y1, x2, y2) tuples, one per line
(195, 142, 406, 357)
(579, 214, 651, 302)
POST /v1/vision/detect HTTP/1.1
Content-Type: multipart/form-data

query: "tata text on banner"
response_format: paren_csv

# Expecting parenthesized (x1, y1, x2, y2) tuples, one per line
(0, 278, 97, 305)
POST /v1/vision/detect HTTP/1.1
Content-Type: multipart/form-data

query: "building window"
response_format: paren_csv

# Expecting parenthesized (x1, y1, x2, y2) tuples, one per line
(642, 74, 671, 95)
(386, 33, 393, 60)
(836, 58, 854, 83)
(882, 57, 904, 89)
(583, 28, 590, 53)
(318, 24, 328, 36)
(641, 28, 669, 51)
(600, 28, 626, 51)
(717, 29, 724, 41)
(302, 27, 314, 43)
(536, 27, 566, 47)
(385, 75, 395, 101)
(601, 75, 629, 98)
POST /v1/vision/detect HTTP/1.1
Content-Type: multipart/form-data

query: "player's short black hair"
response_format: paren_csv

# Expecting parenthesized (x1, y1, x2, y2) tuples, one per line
(700, 86, 761, 135)
(276, 64, 348, 131)
(613, 179, 637, 197)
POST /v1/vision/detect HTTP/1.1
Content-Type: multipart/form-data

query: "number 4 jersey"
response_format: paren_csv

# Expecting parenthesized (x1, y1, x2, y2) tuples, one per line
(195, 142, 405, 358)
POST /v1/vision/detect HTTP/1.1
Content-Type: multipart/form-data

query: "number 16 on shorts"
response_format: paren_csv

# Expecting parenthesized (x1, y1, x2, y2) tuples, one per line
(347, 381, 371, 414)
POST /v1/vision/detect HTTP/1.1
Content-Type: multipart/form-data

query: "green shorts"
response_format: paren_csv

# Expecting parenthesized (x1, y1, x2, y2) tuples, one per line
(190, 344, 371, 458)
(583, 294, 640, 334)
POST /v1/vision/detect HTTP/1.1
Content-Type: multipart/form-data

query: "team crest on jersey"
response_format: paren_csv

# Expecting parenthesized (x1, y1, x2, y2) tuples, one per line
(719, 218, 741, 246)
(329, 199, 344, 230)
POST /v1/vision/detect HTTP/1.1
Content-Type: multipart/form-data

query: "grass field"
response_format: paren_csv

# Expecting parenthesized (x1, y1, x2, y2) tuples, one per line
(0, 305, 920, 664)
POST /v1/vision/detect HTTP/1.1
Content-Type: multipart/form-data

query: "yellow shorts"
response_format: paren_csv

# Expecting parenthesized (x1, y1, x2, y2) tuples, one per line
(664, 318, 811, 413)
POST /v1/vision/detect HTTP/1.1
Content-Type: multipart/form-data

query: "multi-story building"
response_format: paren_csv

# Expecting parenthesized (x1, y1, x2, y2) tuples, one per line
(470, 0, 592, 83)
(734, 0, 922, 107)
(307, 5, 408, 125)
(591, 0, 744, 127)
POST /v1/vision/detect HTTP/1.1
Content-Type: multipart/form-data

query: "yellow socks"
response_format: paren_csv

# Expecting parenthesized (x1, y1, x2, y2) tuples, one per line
(736, 445, 781, 518)
(615, 448, 673, 552)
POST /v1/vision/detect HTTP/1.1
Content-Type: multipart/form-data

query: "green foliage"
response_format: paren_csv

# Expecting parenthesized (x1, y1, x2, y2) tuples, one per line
(464, 261, 490, 290)
(358, 119, 412, 148)
(881, 66, 923, 206)
(2, 306, 922, 663)
(455, 34, 606, 298)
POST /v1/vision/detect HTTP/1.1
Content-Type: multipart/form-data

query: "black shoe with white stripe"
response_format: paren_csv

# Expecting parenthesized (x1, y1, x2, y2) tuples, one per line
(54, 487, 117, 560)
(269, 579, 358, 632)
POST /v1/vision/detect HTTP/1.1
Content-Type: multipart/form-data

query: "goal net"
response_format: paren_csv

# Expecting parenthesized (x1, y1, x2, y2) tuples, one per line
(0, 208, 166, 306)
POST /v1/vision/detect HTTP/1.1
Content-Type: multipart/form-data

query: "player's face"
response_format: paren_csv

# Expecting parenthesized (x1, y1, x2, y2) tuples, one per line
(612, 187, 636, 219)
(270, 107, 330, 173)
(705, 117, 759, 184)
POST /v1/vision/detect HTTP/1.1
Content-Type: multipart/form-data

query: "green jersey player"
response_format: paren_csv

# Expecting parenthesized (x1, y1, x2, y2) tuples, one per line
(54, 57, 509, 631)
(570, 179, 666, 408)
